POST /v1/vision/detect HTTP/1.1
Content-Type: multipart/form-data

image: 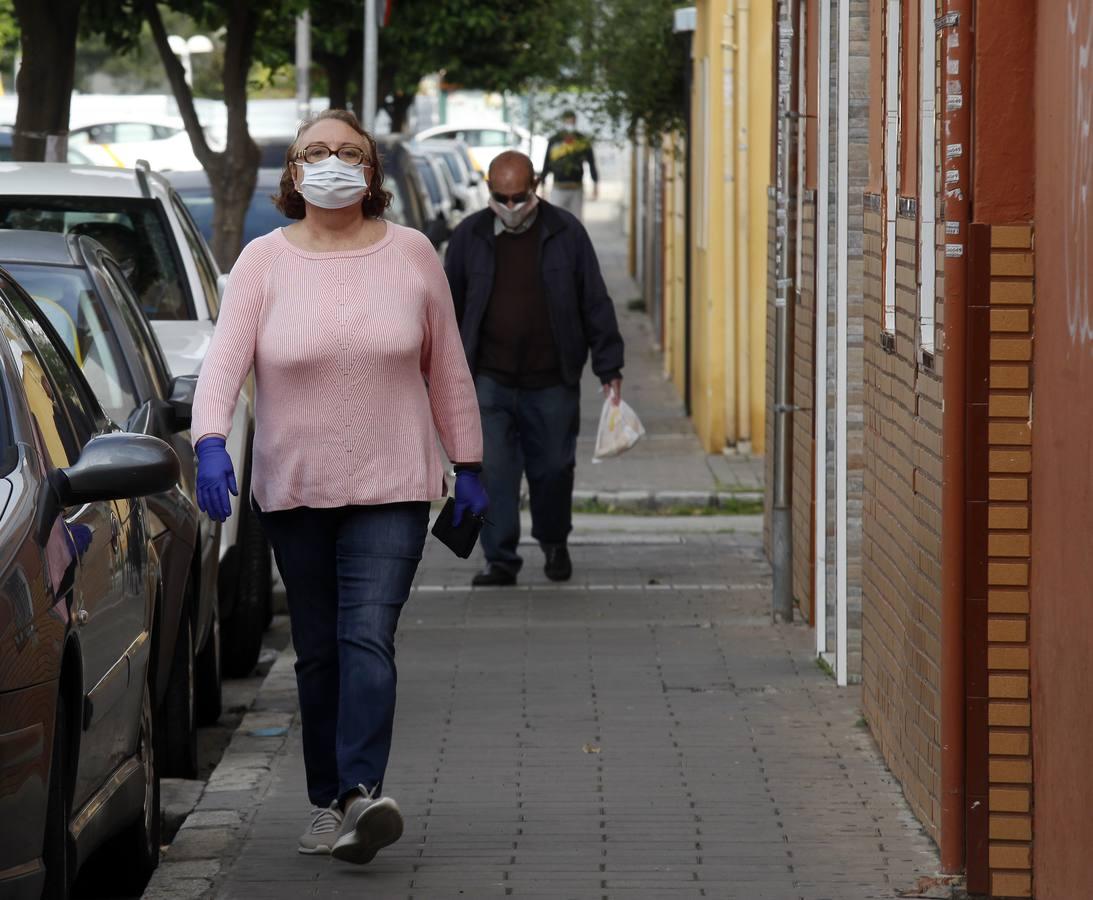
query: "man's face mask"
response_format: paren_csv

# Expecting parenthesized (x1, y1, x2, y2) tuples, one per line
(489, 191, 539, 231)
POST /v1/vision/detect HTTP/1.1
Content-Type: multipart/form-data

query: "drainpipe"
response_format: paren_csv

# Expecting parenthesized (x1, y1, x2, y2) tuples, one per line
(939, 0, 972, 876)
(772, 0, 798, 623)
(834, 0, 849, 687)
(814, 0, 831, 653)
(736, 0, 752, 452)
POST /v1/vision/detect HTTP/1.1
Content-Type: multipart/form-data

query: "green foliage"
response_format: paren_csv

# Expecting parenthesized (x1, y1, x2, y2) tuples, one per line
(0, 0, 18, 91)
(568, 0, 689, 140)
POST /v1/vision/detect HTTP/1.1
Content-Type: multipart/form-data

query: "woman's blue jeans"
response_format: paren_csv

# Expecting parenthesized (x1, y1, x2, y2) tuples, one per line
(257, 501, 430, 807)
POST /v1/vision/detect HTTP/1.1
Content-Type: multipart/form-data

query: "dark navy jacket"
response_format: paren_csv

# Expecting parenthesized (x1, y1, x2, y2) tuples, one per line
(443, 201, 624, 387)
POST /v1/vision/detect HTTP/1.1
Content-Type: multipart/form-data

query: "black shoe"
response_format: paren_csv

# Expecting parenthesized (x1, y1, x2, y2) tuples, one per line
(472, 564, 517, 587)
(544, 546, 572, 582)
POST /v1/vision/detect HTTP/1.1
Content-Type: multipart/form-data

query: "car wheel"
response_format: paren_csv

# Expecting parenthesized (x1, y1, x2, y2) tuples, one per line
(42, 694, 72, 900)
(161, 601, 198, 779)
(105, 674, 161, 893)
(219, 490, 268, 679)
(195, 597, 222, 726)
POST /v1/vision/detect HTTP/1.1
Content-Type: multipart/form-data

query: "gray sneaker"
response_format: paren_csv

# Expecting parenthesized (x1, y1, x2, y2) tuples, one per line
(330, 785, 404, 864)
(298, 802, 342, 855)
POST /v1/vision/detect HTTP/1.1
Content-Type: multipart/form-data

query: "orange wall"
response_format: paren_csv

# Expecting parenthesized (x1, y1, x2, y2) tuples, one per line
(975, 2, 1036, 224)
(1032, 1, 1093, 898)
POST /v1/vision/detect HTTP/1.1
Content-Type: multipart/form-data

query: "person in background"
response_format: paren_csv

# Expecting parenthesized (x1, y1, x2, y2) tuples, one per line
(540, 110, 599, 219)
(191, 110, 486, 866)
(444, 150, 623, 587)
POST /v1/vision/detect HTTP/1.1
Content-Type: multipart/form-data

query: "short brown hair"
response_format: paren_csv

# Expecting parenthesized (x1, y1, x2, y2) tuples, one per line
(274, 109, 392, 220)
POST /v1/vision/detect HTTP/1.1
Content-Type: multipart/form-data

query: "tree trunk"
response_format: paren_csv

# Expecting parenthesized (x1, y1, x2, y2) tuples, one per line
(12, 0, 81, 161)
(206, 155, 259, 271)
(316, 50, 350, 110)
(145, 0, 259, 269)
(385, 93, 414, 134)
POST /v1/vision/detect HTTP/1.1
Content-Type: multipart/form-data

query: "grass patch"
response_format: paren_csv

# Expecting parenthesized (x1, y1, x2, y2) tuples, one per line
(815, 656, 835, 678)
(626, 297, 646, 312)
(572, 497, 764, 516)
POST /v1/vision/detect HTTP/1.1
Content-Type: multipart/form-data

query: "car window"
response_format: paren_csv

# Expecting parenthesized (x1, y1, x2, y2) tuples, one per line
(479, 130, 513, 147)
(153, 125, 180, 140)
(85, 124, 115, 145)
(5, 263, 140, 426)
(99, 258, 171, 398)
(1, 280, 102, 464)
(435, 152, 466, 185)
(415, 159, 442, 204)
(114, 123, 157, 143)
(0, 198, 192, 321)
(170, 193, 220, 318)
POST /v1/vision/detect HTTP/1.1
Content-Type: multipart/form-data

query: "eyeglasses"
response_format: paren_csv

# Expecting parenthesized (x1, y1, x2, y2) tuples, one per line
(490, 190, 532, 205)
(296, 143, 373, 166)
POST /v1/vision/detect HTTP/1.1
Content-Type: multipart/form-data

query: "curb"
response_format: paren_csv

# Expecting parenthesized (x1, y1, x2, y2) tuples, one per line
(141, 653, 299, 899)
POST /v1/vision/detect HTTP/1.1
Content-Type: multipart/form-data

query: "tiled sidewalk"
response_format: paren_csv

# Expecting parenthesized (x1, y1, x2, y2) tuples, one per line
(571, 200, 763, 499)
(148, 531, 940, 900)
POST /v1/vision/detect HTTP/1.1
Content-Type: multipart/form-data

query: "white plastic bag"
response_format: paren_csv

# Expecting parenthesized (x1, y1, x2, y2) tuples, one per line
(593, 396, 646, 461)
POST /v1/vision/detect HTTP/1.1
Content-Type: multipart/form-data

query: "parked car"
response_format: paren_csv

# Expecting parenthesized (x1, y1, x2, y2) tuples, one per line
(410, 148, 456, 248)
(0, 229, 221, 777)
(0, 126, 95, 166)
(414, 122, 547, 174)
(0, 163, 272, 679)
(422, 145, 475, 220)
(167, 168, 293, 248)
(415, 139, 488, 213)
(375, 135, 430, 236)
(0, 264, 179, 898)
(68, 121, 203, 172)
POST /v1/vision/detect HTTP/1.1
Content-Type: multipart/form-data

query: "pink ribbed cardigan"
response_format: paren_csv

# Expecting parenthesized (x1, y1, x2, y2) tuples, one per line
(191, 223, 482, 512)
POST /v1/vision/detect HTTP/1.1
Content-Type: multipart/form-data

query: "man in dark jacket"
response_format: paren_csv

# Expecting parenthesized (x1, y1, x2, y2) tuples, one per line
(541, 110, 598, 219)
(445, 150, 624, 586)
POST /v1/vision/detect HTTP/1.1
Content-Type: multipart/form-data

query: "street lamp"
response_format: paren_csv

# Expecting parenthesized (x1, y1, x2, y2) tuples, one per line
(168, 34, 214, 87)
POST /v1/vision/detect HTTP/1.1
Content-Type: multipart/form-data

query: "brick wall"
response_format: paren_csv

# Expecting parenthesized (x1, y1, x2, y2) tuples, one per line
(981, 224, 1035, 899)
(861, 194, 945, 842)
(792, 195, 817, 619)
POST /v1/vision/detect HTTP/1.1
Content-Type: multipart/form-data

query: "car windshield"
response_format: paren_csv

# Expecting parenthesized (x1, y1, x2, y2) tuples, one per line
(0, 198, 190, 321)
(5, 263, 139, 425)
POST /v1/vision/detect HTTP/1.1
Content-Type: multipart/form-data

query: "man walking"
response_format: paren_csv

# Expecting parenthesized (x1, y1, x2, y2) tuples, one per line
(541, 110, 599, 219)
(445, 150, 624, 586)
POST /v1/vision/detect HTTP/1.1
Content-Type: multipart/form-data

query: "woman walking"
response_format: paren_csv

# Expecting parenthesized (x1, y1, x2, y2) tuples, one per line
(191, 110, 487, 864)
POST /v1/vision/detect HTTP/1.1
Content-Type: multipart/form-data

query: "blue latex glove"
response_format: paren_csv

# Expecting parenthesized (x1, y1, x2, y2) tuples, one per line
(453, 469, 488, 527)
(195, 436, 238, 523)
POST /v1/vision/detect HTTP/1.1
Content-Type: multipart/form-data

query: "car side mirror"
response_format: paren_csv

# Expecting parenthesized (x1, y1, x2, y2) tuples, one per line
(168, 374, 198, 432)
(58, 433, 180, 505)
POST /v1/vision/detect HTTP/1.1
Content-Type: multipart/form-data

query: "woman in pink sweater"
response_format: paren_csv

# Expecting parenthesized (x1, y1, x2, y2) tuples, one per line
(191, 110, 487, 865)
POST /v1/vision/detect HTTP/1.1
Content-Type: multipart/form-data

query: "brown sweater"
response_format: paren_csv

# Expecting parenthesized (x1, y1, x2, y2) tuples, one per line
(476, 217, 561, 388)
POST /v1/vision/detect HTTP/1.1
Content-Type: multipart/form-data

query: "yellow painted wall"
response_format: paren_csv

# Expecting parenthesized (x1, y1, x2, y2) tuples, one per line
(656, 0, 772, 455)
(747, 0, 772, 453)
(690, 0, 729, 453)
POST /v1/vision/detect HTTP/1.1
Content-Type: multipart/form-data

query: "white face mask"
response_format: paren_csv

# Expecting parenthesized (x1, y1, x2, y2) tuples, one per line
(296, 156, 368, 210)
(489, 193, 539, 231)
